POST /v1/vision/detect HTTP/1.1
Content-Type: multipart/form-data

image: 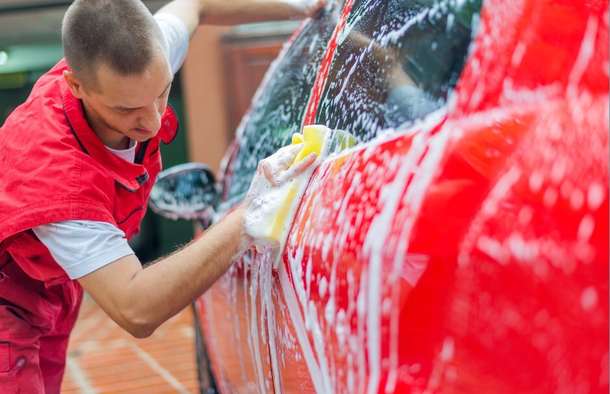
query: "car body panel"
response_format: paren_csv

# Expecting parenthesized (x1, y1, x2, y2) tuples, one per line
(197, 0, 609, 393)
(197, 265, 275, 393)
(194, 6, 341, 394)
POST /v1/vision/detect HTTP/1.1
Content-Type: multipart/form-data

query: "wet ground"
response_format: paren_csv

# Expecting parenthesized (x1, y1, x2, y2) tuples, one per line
(61, 295, 199, 393)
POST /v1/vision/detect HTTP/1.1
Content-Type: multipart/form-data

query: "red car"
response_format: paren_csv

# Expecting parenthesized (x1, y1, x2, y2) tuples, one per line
(152, 0, 609, 392)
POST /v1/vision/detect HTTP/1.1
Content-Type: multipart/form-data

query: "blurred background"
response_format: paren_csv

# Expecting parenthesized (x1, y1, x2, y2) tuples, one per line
(0, 2, 303, 391)
(0, 0, 301, 261)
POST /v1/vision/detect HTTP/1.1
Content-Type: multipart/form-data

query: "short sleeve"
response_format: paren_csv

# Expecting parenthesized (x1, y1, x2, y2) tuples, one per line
(32, 220, 135, 279)
(155, 12, 190, 75)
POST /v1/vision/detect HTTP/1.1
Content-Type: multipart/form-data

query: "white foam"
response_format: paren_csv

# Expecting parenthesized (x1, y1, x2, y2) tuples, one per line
(587, 182, 605, 210)
(580, 286, 598, 311)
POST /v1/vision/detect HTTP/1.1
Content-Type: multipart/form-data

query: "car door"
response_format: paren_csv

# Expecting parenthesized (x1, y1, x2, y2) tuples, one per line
(271, 0, 608, 393)
(194, 5, 341, 393)
(269, 0, 483, 392)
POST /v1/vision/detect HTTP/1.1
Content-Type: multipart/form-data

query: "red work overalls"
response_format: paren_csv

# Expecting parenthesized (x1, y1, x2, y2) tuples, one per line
(0, 59, 178, 393)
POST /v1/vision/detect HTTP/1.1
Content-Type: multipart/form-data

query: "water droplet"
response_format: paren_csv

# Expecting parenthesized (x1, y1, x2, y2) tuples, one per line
(577, 214, 595, 241)
(580, 287, 598, 311)
(507, 233, 538, 262)
(518, 206, 533, 225)
(440, 337, 455, 361)
(587, 182, 605, 210)
(543, 187, 558, 207)
(382, 298, 392, 315)
(324, 297, 335, 324)
(550, 159, 567, 183)
(318, 277, 328, 298)
(529, 171, 544, 192)
(477, 235, 509, 265)
(335, 309, 347, 347)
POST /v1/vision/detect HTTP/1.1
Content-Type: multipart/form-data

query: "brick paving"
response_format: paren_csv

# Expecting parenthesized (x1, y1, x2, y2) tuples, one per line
(61, 295, 199, 393)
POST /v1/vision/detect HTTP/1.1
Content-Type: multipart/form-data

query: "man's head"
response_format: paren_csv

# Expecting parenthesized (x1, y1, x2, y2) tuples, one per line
(62, 0, 173, 148)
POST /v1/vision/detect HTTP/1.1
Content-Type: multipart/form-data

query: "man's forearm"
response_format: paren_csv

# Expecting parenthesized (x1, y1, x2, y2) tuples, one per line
(197, 0, 317, 25)
(157, 0, 322, 38)
(108, 207, 244, 337)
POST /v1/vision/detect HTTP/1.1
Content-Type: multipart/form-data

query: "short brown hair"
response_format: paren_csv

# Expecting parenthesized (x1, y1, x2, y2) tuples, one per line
(62, 0, 164, 86)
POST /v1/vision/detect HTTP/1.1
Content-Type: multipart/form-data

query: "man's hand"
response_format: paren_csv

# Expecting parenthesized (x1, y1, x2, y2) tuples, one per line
(256, 143, 317, 187)
(239, 143, 317, 251)
(246, 143, 317, 204)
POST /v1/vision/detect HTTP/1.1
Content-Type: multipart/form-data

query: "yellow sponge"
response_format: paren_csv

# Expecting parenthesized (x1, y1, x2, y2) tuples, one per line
(270, 183, 299, 242)
(267, 125, 330, 242)
(291, 125, 328, 165)
(253, 125, 358, 262)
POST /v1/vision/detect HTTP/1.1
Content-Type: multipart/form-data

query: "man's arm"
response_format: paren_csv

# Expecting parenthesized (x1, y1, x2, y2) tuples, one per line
(157, 0, 325, 37)
(78, 206, 244, 338)
(78, 144, 316, 338)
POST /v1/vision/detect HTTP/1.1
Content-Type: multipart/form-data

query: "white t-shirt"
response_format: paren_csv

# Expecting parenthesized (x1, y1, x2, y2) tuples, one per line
(32, 13, 190, 280)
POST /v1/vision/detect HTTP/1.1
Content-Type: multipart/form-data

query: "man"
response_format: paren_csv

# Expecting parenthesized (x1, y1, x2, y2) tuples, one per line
(0, 0, 322, 392)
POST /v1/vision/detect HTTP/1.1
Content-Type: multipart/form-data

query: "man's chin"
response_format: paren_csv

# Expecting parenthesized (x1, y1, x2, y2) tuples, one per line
(130, 129, 158, 141)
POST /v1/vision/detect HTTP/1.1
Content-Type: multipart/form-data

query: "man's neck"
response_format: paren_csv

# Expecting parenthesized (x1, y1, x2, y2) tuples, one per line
(81, 100, 130, 150)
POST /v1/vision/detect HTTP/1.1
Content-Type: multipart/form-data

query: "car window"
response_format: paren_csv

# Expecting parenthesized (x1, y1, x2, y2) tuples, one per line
(314, 0, 482, 142)
(224, 7, 340, 202)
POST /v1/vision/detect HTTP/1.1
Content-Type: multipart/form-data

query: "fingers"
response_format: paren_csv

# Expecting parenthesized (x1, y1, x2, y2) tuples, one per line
(276, 153, 318, 184)
(257, 142, 319, 186)
(293, 152, 318, 175)
(258, 143, 303, 182)
(275, 143, 304, 169)
(261, 161, 280, 186)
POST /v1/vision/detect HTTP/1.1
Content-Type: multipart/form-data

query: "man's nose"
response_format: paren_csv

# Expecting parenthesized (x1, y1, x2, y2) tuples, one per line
(139, 103, 162, 132)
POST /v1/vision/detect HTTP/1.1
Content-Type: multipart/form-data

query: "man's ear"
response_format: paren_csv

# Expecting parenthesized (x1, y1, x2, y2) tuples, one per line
(63, 70, 86, 99)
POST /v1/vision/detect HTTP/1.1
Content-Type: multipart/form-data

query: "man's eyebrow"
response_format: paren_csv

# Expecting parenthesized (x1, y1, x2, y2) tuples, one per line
(114, 80, 173, 110)
(115, 105, 139, 111)
(115, 104, 140, 111)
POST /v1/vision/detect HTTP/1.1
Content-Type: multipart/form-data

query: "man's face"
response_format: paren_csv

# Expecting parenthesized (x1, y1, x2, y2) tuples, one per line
(69, 50, 173, 148)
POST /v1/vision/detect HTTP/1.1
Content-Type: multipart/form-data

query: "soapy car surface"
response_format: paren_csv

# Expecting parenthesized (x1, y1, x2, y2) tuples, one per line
(192, 0, 609, 393)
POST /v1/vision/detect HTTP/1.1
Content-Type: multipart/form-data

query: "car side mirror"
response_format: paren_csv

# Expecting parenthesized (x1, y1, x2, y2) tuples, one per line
(149, 163, 220, 229)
